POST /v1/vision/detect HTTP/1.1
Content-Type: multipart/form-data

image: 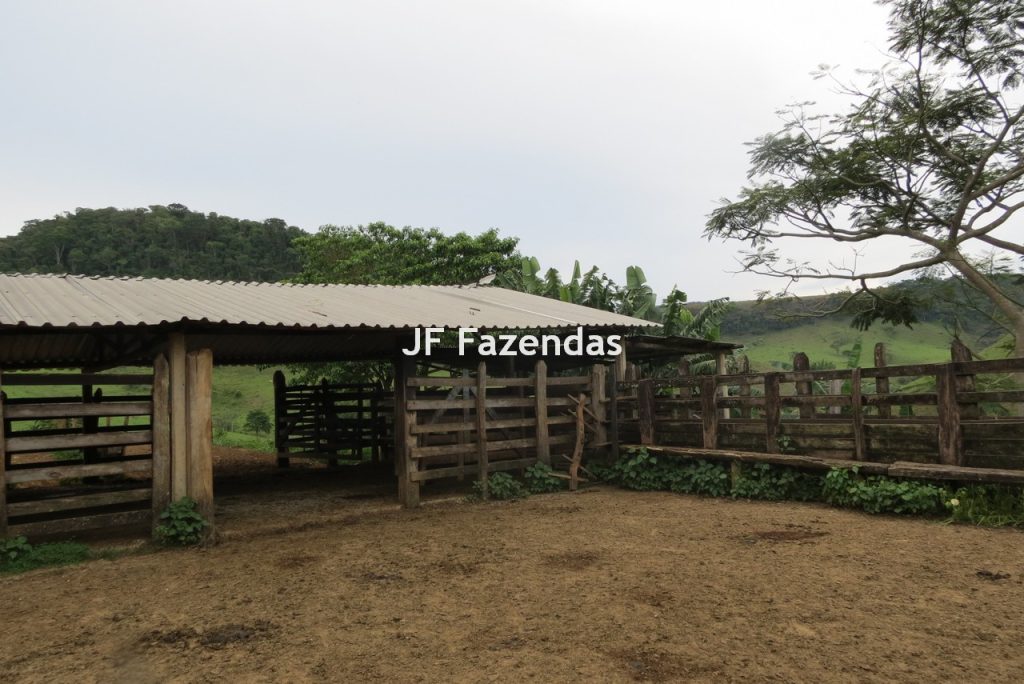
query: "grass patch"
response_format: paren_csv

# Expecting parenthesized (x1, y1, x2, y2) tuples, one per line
(213, 430, 274, 452)
(0, 539, 93, 575)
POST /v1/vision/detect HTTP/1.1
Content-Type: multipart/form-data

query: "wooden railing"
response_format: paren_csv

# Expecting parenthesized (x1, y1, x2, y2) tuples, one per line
(273, 372, 392, 467)
(395, 360, 607, 506)
(616, 356, 1024, 475)
(0, 371, 156, 538)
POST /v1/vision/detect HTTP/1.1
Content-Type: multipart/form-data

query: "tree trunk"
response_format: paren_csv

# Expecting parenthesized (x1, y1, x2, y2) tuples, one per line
(946, 251, 1024, 357)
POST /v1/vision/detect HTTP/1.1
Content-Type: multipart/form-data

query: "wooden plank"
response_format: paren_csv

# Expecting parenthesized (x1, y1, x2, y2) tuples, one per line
(629, 444, 890, 475)
(0, 373, 153, 386)
(700, 376, 718, 449)
(8, 509, 151, 538)
(412, 437, 538, 459)
(888, 461, 1024, 485)
(410, 457, 538, 482)
(590, 364, 607, 453)
(764, 373, 781, 453)
(406, 376, 475, 387)
(7, 488, 152, 517)
(476, 362, 489, 498)
(151, 354, 171, 529)
(410, 414, 574, 435)
(169, 331, 188, 500)
(4, 401, 152, 419)
(546, 376, 591, 387)
(6, 458, 152, 484)
(850, 368, 865, 461)
(535, 360, 550, 465)
(638, 379, 655, 446)
(186, 349, 214, 530)
(5, 429, 153, 453)
(936, 365, 963, 466)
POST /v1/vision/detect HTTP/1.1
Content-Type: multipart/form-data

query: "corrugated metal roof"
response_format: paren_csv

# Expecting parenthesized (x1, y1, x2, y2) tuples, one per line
(0, 273, 659, 330)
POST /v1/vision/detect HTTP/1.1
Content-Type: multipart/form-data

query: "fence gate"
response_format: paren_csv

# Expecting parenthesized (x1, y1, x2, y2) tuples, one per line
(0, 371, 155, 538)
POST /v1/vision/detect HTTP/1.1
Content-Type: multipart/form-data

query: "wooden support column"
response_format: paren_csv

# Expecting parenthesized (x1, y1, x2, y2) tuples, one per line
(700, 376, 718, 449)
(609, 367, 620, 460)
(874, 343, 890, 419)
(534, 360, 550, 465)
(151, 354, 171, 533)
(475, 362, 488, 498)
(951, 339, 979, 419)
(0, 373, 6, 539)
(638, 378, 656, 446)
(613, 347, 628, 384)
(793, 352, 813, 419)
(168, 332, 188, 500)
(394, 356, 419, 508)
(272, 371, 289, 468)
(590, 364, 607, 451)
(850, 367, 865, 461)
(764, 373, 781, 453)
(737, 356, 751, 419)
(937, 365, 964, 466)
(186, 349, 215, 531)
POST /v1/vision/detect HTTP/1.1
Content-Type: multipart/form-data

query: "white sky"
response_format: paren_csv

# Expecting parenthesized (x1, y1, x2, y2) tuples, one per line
(0, 0, 949, 300)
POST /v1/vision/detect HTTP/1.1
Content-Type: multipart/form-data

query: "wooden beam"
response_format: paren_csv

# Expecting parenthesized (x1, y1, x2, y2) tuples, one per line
(5, 430, 153, 454)
(0, 373, 153, 386)
(168, 332, 188, 500)
(186, 349, 214, 532)
(6, 458, 152, 484)
(8, 509, 150, 538)
(4, 401, 152, 419)
(850, 367, 865, 461)
(151, 354, 171, 532)
(936, 365, 963, 466)
(700, 376, 718, 449)
(476, 362, 489, 498)
(535, 360, 550, 465)
(8, 488, 151, 517)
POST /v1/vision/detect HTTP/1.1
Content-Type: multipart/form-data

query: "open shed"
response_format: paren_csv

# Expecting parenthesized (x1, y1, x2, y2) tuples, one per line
(0, 273, 675, 539)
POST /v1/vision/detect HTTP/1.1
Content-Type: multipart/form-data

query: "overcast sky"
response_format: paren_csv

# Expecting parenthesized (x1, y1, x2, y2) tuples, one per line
(0, 0, 926, 300)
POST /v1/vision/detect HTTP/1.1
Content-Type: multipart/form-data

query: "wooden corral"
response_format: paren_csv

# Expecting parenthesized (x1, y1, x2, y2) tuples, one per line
(617, 344, 1024, 483)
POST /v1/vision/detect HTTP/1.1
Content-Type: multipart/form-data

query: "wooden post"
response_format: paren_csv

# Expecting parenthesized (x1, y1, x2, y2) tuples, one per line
(738, 355, 751, 419)
(700, 376, 718, 449)
(457, 370, 470, 479)
(715, 351, 729, 419)
(850, 367, 865, 461)
(936, 365, 964, 466)
(273, 370, 289, 468)
(590, 364, 607, 451)
(874, 343, 890, 419)
(186, 349, 214, 532)
(829, 379, 843, 415)
(613, 347, 628, 383)
(793, 352, 813, 419)
(609, 367, 620, 460)
(638, 378, 656, 446)
(81, 372, 98, 465)
(534, 360, 550, 465)
(151, 354, 172, 534)
(0, 372, 6, 539)
(951, 339, 979, 419)
(394, 357, 419, 507)
(168, 332, 188, 500)
(764, 373, 781, 453)
(475, 362, 488, 498)
(678, 358, 692, 419)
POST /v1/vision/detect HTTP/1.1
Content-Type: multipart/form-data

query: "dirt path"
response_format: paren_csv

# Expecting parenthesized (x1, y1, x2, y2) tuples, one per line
(2, 487, 1024, 682)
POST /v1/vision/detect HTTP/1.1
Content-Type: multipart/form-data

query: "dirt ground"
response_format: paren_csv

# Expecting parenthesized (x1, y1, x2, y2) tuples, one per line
(3, 449, 1024, 683)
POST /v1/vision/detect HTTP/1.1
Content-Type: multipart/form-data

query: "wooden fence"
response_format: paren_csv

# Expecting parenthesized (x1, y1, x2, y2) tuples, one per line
(616, 353, 1024, 481)
(273, 373, 392, 467)
(395, 359, 607, 506)
(0, 371, 156, 538)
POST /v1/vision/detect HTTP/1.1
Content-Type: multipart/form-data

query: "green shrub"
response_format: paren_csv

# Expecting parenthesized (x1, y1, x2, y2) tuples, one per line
(156, 497, 210, 545)
(821, 468, 947, 515)
(524, 463, 562, 494)
(602, 448, 729, 496)
(472, 472, 527, 501)
(0, 538, 92, 574)
(946, 485, 1024, 527)
(732, 463, 822, 502)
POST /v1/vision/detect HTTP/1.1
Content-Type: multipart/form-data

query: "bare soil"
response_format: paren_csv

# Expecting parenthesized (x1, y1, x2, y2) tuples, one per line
(3, 448, 1024, 682)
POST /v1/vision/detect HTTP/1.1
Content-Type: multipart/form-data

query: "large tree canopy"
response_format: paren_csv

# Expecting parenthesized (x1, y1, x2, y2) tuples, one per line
(291, 222, 520, 286)
(0, 204, 305, 282)
(706, 0, 1024, 354)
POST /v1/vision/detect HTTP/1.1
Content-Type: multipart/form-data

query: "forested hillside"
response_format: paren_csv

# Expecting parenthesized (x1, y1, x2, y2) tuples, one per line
(0, 204, 305, 281)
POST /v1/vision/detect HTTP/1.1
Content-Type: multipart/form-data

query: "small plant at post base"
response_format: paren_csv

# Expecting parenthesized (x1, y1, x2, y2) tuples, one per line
(1, 536, 32, 562)
(156, 497, 210, 545)
(524, 462, 562, 494)
(472, 473, 527, 501)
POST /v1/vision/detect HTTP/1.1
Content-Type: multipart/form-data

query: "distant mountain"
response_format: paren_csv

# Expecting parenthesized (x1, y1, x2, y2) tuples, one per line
(0, 204, 305, 282)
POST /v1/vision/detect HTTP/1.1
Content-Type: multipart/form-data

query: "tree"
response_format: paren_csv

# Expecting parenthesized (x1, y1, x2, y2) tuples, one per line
(705, 0, 1024, 356)
(243, 409, 272, 436)
(291, 222, 520, 286)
